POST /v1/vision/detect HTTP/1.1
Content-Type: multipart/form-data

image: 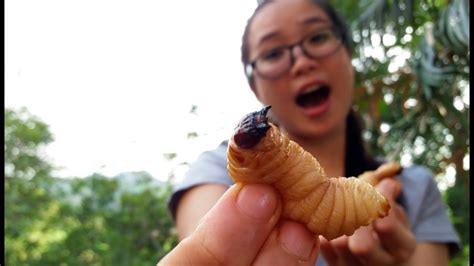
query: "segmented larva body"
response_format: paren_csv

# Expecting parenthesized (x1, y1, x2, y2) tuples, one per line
(227, 106, 390, 240)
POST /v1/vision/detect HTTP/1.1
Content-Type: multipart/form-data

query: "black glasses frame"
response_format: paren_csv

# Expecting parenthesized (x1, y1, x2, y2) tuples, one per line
(245, 27, 344, 80)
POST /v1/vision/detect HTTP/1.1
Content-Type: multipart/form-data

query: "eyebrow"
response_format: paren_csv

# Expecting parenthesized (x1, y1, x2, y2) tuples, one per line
(302, 16, 328, 25)
(257, 32, 280, 46)
(257, 16, 329, 46)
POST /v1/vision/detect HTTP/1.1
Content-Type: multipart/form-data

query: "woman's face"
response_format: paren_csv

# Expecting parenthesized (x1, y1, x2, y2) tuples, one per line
(247, 0, 354, 140)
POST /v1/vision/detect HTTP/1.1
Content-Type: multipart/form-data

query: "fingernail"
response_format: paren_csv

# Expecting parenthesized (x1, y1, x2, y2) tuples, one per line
(236, 184, 278, 221)
(280, 221, 314, 260)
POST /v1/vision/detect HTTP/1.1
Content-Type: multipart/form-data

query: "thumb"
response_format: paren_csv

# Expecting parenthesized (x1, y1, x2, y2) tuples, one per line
(159, 183, 282, 266)
(376, 179, 401, 201)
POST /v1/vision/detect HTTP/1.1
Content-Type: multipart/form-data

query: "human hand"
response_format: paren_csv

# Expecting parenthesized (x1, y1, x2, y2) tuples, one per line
(358, 162, 400, 186)
(319, 179, 416, 266)
(158, 183, 319, 266)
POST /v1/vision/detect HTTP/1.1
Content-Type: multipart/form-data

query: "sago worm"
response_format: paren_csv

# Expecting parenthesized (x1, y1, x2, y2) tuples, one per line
(227, 106, 393, 240)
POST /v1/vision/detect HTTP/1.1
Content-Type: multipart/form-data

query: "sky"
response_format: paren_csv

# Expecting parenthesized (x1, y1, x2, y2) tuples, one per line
(5, 0, 262, 181)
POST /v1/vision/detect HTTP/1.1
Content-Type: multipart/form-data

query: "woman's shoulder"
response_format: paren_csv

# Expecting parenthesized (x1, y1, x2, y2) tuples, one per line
(180, 140, 230, 179)
(398, 164, 434, 183)
(400, 165, 448, 201)
(395, 164, 443, 221)
(193, 140, 228, 165)
(395, 164, 439, 199)
(396, 164, 461, 256)
(168, 140, 232, 220)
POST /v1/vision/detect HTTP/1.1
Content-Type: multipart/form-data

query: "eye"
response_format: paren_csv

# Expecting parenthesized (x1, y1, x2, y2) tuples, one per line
(307, 30, 332, 45)
(260, 47, 286, 62)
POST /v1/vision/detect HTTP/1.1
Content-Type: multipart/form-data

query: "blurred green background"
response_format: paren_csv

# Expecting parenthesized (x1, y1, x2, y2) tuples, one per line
(5, 0, 469, 265)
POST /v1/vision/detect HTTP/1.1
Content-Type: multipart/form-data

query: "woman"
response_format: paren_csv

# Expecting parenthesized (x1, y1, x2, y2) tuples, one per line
(161, 0, 460, 265)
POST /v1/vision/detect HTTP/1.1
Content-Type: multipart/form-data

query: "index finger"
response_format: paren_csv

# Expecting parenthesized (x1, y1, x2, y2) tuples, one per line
(374, 180, 416, 261)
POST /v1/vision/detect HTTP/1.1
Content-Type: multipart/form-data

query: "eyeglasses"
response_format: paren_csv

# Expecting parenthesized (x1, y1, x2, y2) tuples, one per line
(246, 27, 343, 80)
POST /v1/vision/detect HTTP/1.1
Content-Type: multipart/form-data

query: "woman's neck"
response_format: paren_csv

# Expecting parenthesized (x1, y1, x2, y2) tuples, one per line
(288, 128, 346, 178)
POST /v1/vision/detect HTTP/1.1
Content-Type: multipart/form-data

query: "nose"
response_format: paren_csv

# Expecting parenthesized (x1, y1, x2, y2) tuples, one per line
(289, 45, 318, 77)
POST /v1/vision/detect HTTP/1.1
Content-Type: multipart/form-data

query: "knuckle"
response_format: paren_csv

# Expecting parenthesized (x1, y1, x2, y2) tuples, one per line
(374, 217, 394, 234)
(193, 238, 226, 265)
(395, 206, 409, 224)
(393, 235, 416, 262)
(350, 241, 373, 257)
(393, 248, 413, 262)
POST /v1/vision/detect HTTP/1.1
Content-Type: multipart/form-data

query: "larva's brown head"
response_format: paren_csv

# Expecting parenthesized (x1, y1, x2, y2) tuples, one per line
(233, 106, 272, 149)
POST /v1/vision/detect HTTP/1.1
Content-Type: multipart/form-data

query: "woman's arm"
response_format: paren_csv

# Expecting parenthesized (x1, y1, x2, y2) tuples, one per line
(175, 183, 228, 240)
(406, 242, 449, 266)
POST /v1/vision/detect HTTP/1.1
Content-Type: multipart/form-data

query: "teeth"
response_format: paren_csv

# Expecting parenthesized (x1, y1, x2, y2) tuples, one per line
(301, 85, 321, 94)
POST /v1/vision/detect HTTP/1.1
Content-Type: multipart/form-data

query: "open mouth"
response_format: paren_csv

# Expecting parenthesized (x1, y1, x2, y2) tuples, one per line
(295, 85, 330, 108)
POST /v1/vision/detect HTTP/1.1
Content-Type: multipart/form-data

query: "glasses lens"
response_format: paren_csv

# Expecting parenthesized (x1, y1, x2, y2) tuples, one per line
(254, 48, 291, 79)
(303, 29, 342, 58)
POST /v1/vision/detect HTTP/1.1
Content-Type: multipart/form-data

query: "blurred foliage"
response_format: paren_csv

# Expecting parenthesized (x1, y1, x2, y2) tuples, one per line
(5, 107, 54, 180)
(330, 0, 469, 264)
(5, 107, 178, 265)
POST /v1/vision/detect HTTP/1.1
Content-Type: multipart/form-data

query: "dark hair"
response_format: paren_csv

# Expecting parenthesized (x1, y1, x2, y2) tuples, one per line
(241, 0, 380, 177)
(345, 110, 381, 176)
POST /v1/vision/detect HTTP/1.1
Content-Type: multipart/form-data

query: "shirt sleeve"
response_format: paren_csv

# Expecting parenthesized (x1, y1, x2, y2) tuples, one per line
(167, 141, 233, 221)
(400, 166, 461, 258)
